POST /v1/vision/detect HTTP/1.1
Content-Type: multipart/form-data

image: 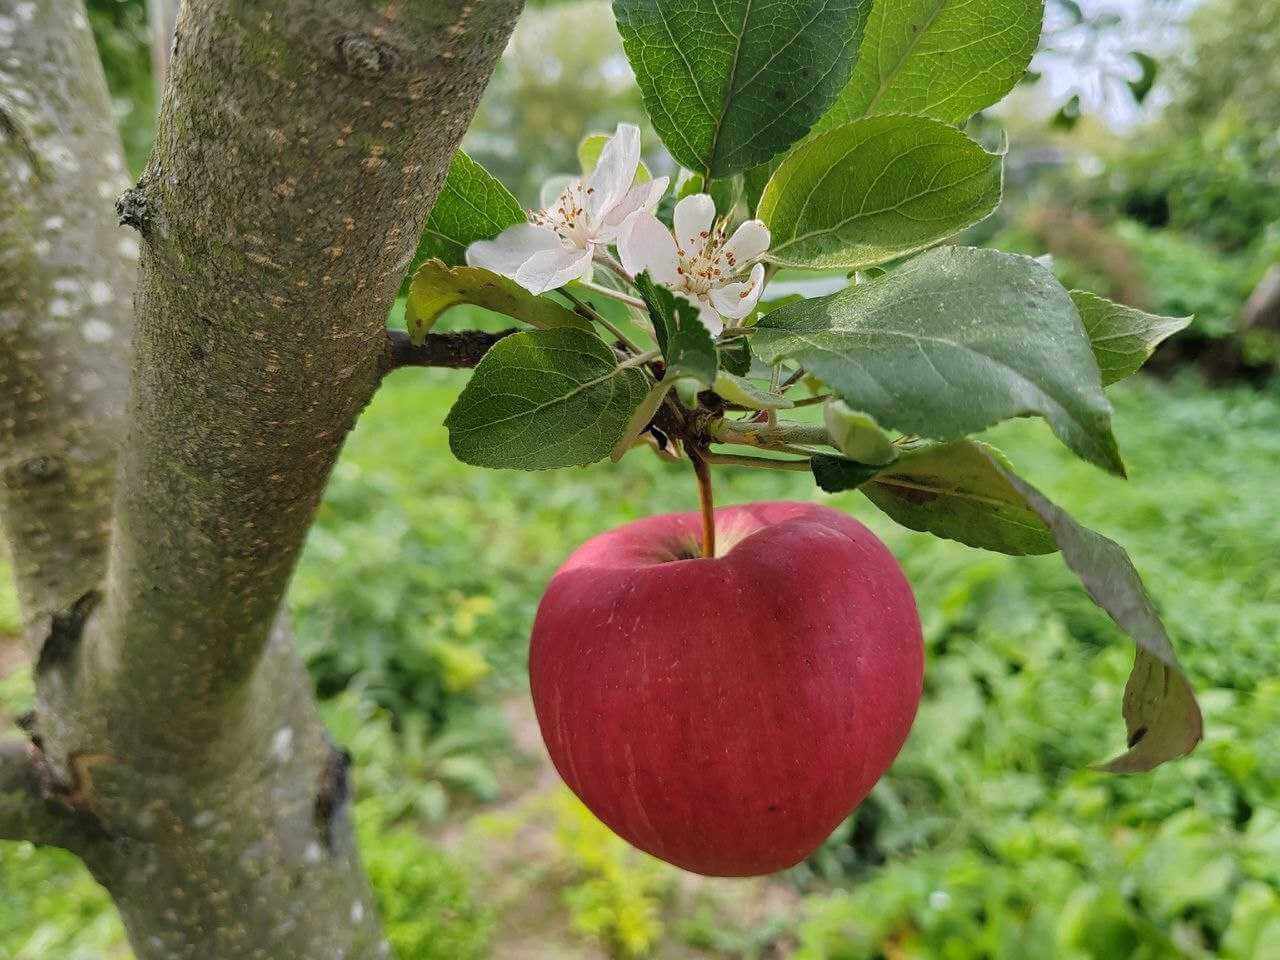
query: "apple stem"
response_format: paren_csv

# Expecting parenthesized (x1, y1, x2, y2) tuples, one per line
(691, 450, 716, 559)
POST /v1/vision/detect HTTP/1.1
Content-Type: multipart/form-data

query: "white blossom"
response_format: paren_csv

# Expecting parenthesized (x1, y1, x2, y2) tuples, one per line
(619, 194, 769, 336)
(467, 123, 668, 294)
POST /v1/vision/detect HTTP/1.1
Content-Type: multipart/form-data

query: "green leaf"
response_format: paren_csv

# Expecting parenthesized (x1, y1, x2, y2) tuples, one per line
(713, 371, 795, 410)
(824, 402, 898, 465)
(711, 175, 746, 217)
(995, 462, 1203, 772)
(1052, 94, 1082, 131)
(753, 246, 1125, 475)
(407, 261, 589, 345)
(633, 272, 674, 356)
(1127, 51, 1159, 104)
(742, 158, 781, 216)
(614, 0, 873, 177)
(674, 377, 703, 408)
(672, 171, 744, 210)
(718, 337, 752, 376)
(417, 152, 525, 267)
(444, 329, 648, 470)
(578, 134, 652, 183)
(611, 378, 675, 461)
(861, 440, 1056, 555)
(676, 171, 705, 200)
(811, 453, 884, 492)
(759, 115, 1003, 270)
(811, 0, 1044, 132)
(1070, 291, 1191, 387)
(666, 314, 718, 387)
(853, 440, 1202, 769)
(634, 272, 717, 385)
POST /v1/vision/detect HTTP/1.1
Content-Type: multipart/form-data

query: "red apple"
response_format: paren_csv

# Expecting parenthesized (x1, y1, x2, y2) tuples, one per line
(529, 500, 924, 877)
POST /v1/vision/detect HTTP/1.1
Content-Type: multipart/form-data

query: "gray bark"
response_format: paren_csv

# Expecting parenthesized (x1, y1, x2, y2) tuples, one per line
(0, 1, 522, 958)
(0, 0, 133, 656)
(1242, 265, 1280, 332)
(0, 739, 106, 850)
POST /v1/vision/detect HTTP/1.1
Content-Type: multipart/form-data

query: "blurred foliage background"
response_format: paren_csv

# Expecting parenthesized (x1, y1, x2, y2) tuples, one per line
(1, 0, 1277, 958)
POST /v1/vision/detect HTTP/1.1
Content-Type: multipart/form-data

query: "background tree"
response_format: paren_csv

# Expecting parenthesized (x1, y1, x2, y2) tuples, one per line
(0, 1, 520, 956)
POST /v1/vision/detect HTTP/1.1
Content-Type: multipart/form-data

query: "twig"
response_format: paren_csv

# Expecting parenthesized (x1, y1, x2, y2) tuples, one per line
(703, 452, 812, 472)
(381, 328, 516, 376)
(617, 349, 662, 370)
(690, 450, 716, 558)
(558, 289, 644, 353)
(579, 279, 647, 311)
(594, 250, 633, 283)
(789, 394, 832, 408)
(0, 740, 102, 852)
(778, 367, 807, 391)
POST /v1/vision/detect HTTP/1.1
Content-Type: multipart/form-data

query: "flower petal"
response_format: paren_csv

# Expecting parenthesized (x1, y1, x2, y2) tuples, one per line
(599, 176, 670, 239)
(693, 298, 725, 336)
(639, 176, 669, 214)
(466, 223, 560, 277)
(719, 219, 770, 273)
(673, 193, 716, 252)
(514, 244, 595, 294)
(618, 211, 680, 285)
(710, 262, 766, 321)
(584, 123, 641, 224)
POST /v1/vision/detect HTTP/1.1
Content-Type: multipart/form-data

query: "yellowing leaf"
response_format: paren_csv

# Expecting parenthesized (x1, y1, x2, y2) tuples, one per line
(713, 371, 795, 410)
(407, 261, 589, 345)
(824, 401, 897, 465)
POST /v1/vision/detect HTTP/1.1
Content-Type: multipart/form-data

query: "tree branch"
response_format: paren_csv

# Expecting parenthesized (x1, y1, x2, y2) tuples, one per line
(381, 328, 515, 375)
(86, 0, 523, 760)
(0, 0, 134, 656)
(703, 451, 813, 471)
(0, 739, 97, 852)
(2, 3, 523, 957)
(1242, 265, 1280, 332)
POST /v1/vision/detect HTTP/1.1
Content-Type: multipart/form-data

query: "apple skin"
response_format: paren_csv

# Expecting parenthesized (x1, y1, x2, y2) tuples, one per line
(529, 501, 924, 877)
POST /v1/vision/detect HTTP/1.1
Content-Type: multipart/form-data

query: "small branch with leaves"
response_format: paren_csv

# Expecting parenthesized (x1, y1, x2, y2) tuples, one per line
(391, 103, 1201, 778)
(0, 0, 1214, 942)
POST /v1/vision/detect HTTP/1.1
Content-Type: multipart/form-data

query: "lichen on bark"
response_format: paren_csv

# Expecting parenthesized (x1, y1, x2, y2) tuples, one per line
(0, 0, 133, 655)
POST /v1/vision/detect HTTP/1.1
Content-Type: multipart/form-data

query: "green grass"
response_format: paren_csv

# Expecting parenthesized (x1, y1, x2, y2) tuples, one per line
(0, 559, 19, 636)
(295, 350, 1280, 957)
(3, 354, 1278, 957)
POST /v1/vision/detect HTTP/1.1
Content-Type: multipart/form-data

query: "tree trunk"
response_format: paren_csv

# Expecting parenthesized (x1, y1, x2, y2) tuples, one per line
(0, 1, 522, 957)
(1242, 265, 1280, 333)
